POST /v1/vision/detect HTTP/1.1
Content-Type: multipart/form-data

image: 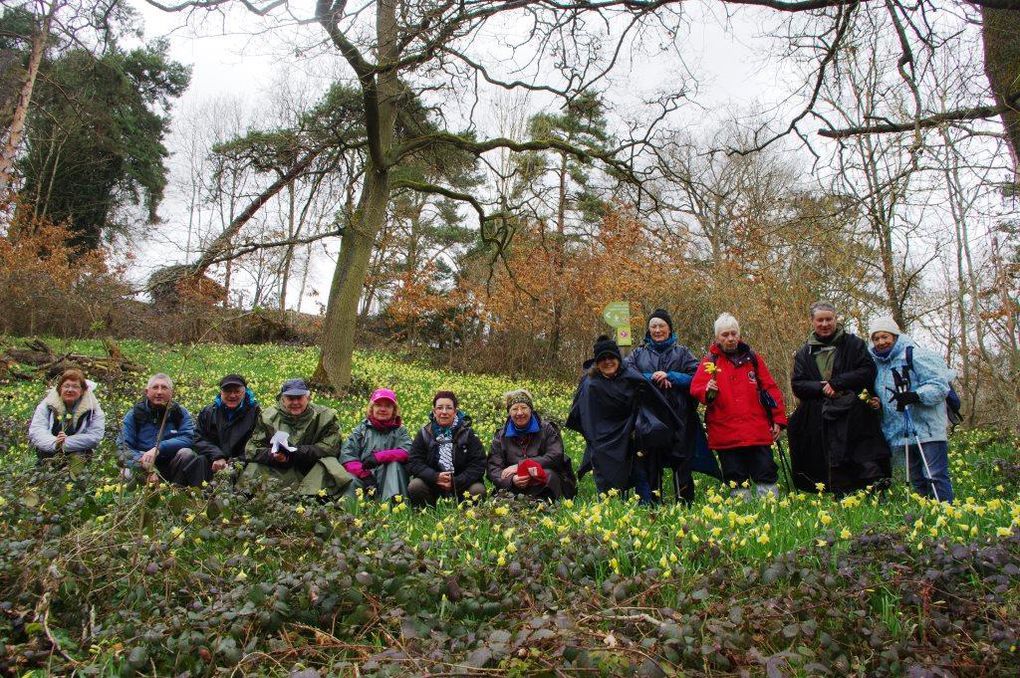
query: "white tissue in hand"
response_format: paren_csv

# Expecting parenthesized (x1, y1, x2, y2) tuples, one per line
(270, 431, 296, 453)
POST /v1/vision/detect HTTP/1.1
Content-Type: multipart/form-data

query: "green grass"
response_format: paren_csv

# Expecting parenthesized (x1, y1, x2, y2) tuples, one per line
(0, 337, 1018, 675)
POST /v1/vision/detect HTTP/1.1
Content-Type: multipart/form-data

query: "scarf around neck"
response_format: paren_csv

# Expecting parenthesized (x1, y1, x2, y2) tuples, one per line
(504, 414, 540, 438)
(369, 414, 402, 431)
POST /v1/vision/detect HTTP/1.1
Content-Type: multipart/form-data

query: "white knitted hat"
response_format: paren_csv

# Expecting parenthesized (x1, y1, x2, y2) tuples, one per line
(869, 315, 901, 338)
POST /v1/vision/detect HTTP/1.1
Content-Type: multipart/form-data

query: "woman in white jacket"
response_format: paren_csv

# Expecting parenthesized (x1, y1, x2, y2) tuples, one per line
(28, 368, 105, 461)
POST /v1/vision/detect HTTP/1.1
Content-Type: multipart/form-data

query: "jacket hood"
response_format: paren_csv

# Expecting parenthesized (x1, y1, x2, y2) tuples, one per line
(870, 334, 915, 363)
(44, 380, 99, 423)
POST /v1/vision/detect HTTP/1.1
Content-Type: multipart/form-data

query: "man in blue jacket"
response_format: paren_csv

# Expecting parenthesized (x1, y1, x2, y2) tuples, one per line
(118, 373, 204, 487)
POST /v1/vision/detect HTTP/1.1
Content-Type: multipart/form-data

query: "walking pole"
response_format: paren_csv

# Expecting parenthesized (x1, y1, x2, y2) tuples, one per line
(775, 438, 793, 493)
(904, 405, 941, 502)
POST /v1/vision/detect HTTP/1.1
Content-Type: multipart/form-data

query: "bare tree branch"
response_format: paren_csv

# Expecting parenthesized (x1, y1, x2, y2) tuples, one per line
(818, 96, 1020, 138)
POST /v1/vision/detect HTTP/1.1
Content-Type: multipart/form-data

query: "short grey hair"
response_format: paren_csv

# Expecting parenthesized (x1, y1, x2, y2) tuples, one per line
(809, 301, 837, 318)
(714, 312, 740, 337)
(147, 373, 173, 390)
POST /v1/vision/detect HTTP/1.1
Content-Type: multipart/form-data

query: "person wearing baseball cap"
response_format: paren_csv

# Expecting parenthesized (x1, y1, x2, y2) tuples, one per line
(239, 378, 351, 497)
(338, 388, 413, 502)
(193, 374, 261, 480)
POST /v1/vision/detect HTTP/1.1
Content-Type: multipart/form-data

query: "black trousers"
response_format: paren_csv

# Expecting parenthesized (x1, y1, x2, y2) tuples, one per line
(717, 446, 778, 486)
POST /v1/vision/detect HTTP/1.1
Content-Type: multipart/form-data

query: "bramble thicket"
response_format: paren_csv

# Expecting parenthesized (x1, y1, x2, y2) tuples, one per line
(0, 338, 1018, 675)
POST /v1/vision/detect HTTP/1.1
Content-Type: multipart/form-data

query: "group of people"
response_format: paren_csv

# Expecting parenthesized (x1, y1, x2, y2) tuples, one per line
(565, 302, 957, 504)
(28, 371, 578, 506)
(27, 301, 958, 505)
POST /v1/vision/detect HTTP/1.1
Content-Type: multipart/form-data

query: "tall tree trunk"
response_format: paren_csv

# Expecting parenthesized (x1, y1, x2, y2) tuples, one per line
(312, 168, 390, 387)
(981, 8, 1020, 183)
(549, 151, 567, 358)
(313, 0, 399, 389)
(0, 4, 52, 196)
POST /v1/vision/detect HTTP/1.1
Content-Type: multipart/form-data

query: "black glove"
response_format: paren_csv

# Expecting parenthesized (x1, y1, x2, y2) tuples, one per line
(890, 391, 921, 411)
(361, 455, 379, 470)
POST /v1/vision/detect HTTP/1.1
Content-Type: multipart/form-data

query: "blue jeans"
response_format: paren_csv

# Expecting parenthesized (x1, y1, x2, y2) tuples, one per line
(900, 440, 954, 503)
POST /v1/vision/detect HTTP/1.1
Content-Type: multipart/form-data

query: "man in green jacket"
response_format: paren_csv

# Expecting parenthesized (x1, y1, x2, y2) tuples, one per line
(239, 378, 351, 497)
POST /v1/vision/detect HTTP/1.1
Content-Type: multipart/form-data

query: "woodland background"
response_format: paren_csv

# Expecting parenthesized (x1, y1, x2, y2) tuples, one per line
(0, 0, 1017, 429)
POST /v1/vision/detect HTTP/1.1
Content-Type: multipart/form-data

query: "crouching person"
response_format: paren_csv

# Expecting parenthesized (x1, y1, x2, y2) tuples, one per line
(340, 388, 412, 502)
(118, 373, 204, 487)
(194, 374, 261, 481)
(488, 389, 577, 501)
(29, 368, 105, 463)
(407, 391, 486, 507)
(239, 378, 350, 497)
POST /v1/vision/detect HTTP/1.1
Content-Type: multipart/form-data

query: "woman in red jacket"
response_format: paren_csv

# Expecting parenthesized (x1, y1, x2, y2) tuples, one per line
(690, 313, 787, 499)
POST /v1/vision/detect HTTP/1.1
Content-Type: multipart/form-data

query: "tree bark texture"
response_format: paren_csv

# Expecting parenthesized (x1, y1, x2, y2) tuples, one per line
(0, 7, 52, 196)
(981, 8, 1020, 182)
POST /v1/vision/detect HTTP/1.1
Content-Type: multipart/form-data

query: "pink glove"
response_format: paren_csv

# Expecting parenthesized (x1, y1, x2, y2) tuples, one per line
(373, 449, 409, 464)
(343, 461, 373, 479)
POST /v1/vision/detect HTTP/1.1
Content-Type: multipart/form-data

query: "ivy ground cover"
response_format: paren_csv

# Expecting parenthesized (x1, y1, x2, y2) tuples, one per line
(0, 339, 1018, 675)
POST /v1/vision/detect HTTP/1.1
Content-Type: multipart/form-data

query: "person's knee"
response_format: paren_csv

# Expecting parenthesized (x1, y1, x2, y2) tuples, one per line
(407, 478, 431, 506)
(466, 482, 486, 501)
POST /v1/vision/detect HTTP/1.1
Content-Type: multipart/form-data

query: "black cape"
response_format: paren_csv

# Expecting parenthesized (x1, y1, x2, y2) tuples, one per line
(566, 364, 682, 491)
(625, 341, 720, 479)
(788, 331, 891, 493)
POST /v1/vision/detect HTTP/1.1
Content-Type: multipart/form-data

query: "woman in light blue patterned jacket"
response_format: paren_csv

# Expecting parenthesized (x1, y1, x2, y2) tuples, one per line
(868, 316, 955, 502)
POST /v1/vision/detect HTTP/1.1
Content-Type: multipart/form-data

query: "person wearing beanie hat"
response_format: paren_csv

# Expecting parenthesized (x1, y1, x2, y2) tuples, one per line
(787, 302, 891, 497)
(869, 316, 901, 339)
(487, 389, 577, 501)
(339, 387, 413, 502)
(623, 308, 718, 504)
(406, 391, 487, 506)
(869, 320, 956, 503)
(592, 335, 623, 364)
(567, 334, 682, 502)
(194, 374, 261, 479)
(239, 379, 350, 498)
(691, 313, 787, 500)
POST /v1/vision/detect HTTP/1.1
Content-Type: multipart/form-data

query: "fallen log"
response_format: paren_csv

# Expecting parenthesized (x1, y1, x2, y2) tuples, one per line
(1, 338, 144, 381)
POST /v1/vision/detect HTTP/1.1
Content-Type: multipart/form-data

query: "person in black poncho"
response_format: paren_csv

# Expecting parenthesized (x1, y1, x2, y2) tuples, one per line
(567, 334, 682, 503)
(787, 301, 891, 496)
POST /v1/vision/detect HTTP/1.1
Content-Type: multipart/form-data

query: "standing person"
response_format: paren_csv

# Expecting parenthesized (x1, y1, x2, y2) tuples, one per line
(239, 378, 351, 497)
(487, 389, 577, 501)
(340, 388, 413, 502)
(788, 302, 891, 495)
(624, 308, 708, 503)
(567, 335, 681, 502)
(868, 316, 955, 502)
(193, 374, 261, 480)
(28, 368, 105, 462)
(118, 373, 204, 487)
(690, 313, 787, 499)
(406, 391, 487, 506)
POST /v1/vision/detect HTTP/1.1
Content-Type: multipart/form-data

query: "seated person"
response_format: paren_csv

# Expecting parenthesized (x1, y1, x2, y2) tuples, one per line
(29, 368, 105, 462)
(239, 378, 350, 497)
(194, 374, 261, 479)
(407, 391, 486, 507)
(118, 373, 204, 487)
(340, 388, 413, 501)
(487, 389, 576, 501)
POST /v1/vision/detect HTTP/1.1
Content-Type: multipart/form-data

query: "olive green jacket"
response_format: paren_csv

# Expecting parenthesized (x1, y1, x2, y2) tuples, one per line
(245, 401, 342, 473)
